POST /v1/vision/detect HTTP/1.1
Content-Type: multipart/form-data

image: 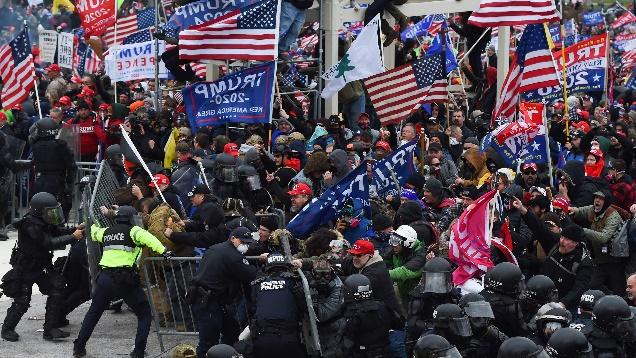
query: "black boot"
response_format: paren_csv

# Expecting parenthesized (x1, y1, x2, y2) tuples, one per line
(43, 327, 70, 340)
(43, 298, 70, 340)
(73, 340, 87, 357)
(2, 303, 28, 342)
(1, 329, 19, 341)
(130, 350, 146, 358)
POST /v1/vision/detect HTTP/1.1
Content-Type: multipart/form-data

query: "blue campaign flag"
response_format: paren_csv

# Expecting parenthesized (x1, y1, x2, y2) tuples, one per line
(183, 61, 275, 132)
(373, 139, 418, 197)
(426, 24, 457, 73)
(287, 164, 370, 238)
(480, 122, 546, 166)
(583, 11, 604, 26)
(627, 70, 636, 90)
(548, 24, 561, 44)
(168, 0, 260, 33)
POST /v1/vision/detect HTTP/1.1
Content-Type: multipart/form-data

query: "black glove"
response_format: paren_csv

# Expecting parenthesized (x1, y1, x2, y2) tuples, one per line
(161, 250, 174, 260)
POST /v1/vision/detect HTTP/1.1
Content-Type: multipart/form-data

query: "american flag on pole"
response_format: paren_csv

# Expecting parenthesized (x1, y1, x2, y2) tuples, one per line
(364, 51, 447, 125)
(426, 14, 446, 36)
(0, 29, 35, 109)
(122, 28, 154, 45)
(103, 7, 156, 48)
(179, 0, 279, 61)
(623, 49, 636, 71)
(73, 39, 102, 77)
(449, 190, 497, 285)
(468, 0, 560, 27)
(492, 24, 559, 122)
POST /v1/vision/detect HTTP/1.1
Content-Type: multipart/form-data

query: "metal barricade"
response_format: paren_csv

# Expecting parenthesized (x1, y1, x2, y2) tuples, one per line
(10, 167, 32, 222)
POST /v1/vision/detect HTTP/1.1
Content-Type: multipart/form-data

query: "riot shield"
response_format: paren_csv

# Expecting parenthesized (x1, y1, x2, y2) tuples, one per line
(0, 133, 26, 229)
(56, 124, 81, 162)
(85, 161, 120, 295)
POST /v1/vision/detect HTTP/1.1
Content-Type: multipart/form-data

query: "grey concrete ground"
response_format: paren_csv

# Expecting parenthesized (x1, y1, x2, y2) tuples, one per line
(0, 231, 197, 357)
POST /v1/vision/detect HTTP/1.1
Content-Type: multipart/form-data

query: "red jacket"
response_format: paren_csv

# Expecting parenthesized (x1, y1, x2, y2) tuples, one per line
(65, 115, 107, 156)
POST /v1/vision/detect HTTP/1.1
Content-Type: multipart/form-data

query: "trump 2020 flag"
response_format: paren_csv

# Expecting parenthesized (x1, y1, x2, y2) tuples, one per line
(182, 61, 275, 133)
(449, 190, 496, 285)
(321, 14, 383, 98)
(372, 139, 417, 197)
(480, 121, 544, 166)
(287, 164, 369, 238)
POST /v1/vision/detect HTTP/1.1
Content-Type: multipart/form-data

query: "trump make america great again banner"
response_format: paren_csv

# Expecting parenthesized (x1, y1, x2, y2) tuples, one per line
(523, 34, 607, 101)
(183, 61, 275, 132)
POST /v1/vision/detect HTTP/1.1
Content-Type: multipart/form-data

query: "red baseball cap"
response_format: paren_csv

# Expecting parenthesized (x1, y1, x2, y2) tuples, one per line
(58, 96, 71, 106)
(376, 141, 391, 152)
(149, 174, 170, 188)
(348, 240, 375, 255)
(11, 104, 22, 111)
(552, 196, 569, 213)
(288, 182, 312, 196)
(223, 143, 239, 157)
(46, 64, 61, 72)
(99, 103, 110, 111)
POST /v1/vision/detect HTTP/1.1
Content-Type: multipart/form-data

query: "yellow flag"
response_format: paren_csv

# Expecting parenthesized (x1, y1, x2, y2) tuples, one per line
(52, 0, 75, 14)
(163, 128, 179, 170)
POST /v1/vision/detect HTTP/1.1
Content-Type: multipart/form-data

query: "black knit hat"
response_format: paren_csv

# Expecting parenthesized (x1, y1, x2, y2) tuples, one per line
(561, 224, 585, 243)
(424, 177, 443, 198)
(259, 215, 279, 232)
(372, 214, 393, 232)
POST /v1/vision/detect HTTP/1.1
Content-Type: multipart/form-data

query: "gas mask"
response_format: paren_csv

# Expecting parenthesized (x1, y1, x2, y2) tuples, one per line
(237, 244, 249, 254)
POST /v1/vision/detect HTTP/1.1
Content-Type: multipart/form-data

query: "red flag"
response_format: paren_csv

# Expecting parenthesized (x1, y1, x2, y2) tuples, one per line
(449, 190, 497, 285)
(468, 0, 560, 27)
(612, 11, 636, 29)
(499, 218, 514, 251)
(519, 102, 545, 126)
(76, 0, 117, 37)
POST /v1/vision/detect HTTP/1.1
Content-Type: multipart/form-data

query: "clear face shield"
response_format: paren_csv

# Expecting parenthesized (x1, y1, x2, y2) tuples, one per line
(42, 204, 65, 225)
(422, 271, 453, 294)
(389, 234, 404, 247)
(448, 316, 473, 337)
(246, 175, 261, 191)
(464, 301, 495, 319)
(130, 214, 145, 228)
(430, 346, 463, 358)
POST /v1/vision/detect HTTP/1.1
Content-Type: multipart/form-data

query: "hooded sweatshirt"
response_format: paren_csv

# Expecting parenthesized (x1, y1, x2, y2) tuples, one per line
(328, 149, 352, 185)
(462, 148, 490, 188)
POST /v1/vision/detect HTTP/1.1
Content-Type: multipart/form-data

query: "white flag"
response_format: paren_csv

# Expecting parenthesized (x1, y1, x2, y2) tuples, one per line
(321, 14, 384, 98)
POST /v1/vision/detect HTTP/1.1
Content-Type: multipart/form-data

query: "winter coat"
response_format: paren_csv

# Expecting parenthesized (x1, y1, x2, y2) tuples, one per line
(168, 204, 227, 249)
(328, 149, 351, 186)
(383, 240, 426, 303)
(146, 203, 191, 259)
(439, 155, 459, 187)
(610, 175, 636, 211)
(571, 205, 623, 265)
(313, 275, 347, 358)
(462, 148, 490, 188)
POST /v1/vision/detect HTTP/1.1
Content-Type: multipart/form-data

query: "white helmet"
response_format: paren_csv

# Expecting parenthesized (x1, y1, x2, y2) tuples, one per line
(391, 225, 418, 248)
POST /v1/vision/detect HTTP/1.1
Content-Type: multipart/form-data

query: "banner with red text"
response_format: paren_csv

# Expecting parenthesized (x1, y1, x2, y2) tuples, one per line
(104, 40, 168, 81)
(77, 0, 117, 37)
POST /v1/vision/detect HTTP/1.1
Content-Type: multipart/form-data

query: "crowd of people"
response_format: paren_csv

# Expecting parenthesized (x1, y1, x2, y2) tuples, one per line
(2, 0, 636, 358)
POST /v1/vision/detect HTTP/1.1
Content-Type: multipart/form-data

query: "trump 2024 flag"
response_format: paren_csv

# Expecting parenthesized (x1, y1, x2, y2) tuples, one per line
(321, 14, 383, 98)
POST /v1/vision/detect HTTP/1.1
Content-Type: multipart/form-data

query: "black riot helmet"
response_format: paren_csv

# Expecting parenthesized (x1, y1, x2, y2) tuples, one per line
(311, 259, 335, 290)
(484, 262, 525, 297)
(29, 192, 65, 225)
(213, 153, 239, 183)
(535, 307, 571, 340)
(238, 164, 262, 191)
(421, 257, 453, 294)
(413, 334, 462, 358)
(244, 148, 264, 171)
(206, 344, 243, 358)
(497, 337, 550, 358)
(105, 144, 123, 166)
(432, 303, 473, 337)
(35, 117, 60, 139)
(458, 293, 495, 319)
(264, 253, 291, 273)
(545, 327, 593, 358)
(593, 295, 636, 341)
(114, 206, 144, 227)
(343, 274, 373, 302)
(526, 275, 558, 305)
(578, 289, 605, 312)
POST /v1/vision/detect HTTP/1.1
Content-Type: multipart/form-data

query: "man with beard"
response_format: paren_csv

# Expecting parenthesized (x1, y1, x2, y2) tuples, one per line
(570, 190, 626, 295)
(437, 185, 480, 233)
(422, 178, 457, 223)
(68, 100, 108, 162)
(518, 163, 539, 191)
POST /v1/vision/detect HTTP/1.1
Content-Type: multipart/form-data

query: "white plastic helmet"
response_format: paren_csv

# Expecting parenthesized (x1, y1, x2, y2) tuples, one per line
(393, 225, 418, 248)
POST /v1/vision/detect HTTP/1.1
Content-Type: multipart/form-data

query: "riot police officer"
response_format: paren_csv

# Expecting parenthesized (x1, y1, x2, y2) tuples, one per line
(497, 337, 550, 358)
(0, 192, 84, 341)
(531, 307, 571, 347)
(423, 303, 473, 355)
(406, 257, 461, 354)
(569, 289, 604, 332)
(207, 344, 243, 358)
(480, 262, 528, 337)
(523, 275, 559, 323)
(31, 117, 77, 218)
(73, 206, 170, 358)
(212, 153, 243, 201)
(545, 327, 593, 358)
(413, 334, 463, 358)
(105, 144, 127, 187)
(189, 226, 257, 358)
(459, 293, 508, 357)
(341, 274, 399, 357)
(250, 253, 306, 358)
(582, 295, 636, 358)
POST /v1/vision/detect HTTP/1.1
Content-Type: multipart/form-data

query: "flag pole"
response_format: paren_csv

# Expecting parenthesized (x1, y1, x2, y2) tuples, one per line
(154, 0, 161, 111)
(113, 0, 118, 103)
(559, 5, 569, 140)
(24, 21, 43, 119)
(441, 24, 449, 120)
(543, 103, 552, 180)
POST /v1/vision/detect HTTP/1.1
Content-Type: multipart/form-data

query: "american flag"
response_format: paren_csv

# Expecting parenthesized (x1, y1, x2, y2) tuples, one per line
(179, 0, 278, 61)
(122, 28, 154, 44)
(73, 37, 102, 77)
(623, 49, 636, 71)
(426, 14, 446, 36)
(364, 52, 447, 125)
(492, 24, 559, 122)
(468, 0, 560, 27)
(103, 7, 156, 48)
(449, 190, 497, 285)
(0, 29, 34, 109)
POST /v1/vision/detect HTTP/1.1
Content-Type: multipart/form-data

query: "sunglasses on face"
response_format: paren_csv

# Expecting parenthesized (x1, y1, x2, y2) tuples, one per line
(523, 170, 537, 175)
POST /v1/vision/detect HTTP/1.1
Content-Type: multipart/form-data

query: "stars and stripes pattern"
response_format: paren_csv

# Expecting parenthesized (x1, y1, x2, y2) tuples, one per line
(365, 52, 447, 125)
(73, 38, 102, 77)
(103, 7, 156, 48)
(122, 28, 154, 44)
(179, 0, 279, 61)
(426, 14, 446, 37)
(468, 0, 560, 27)
(492, 24, 559, 122)
(623, 49, 636, 71)
(0, 29, 34, 110)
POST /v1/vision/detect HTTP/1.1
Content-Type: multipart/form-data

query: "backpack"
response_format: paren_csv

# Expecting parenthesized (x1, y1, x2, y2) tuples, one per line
(612, 216, 636, 257)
